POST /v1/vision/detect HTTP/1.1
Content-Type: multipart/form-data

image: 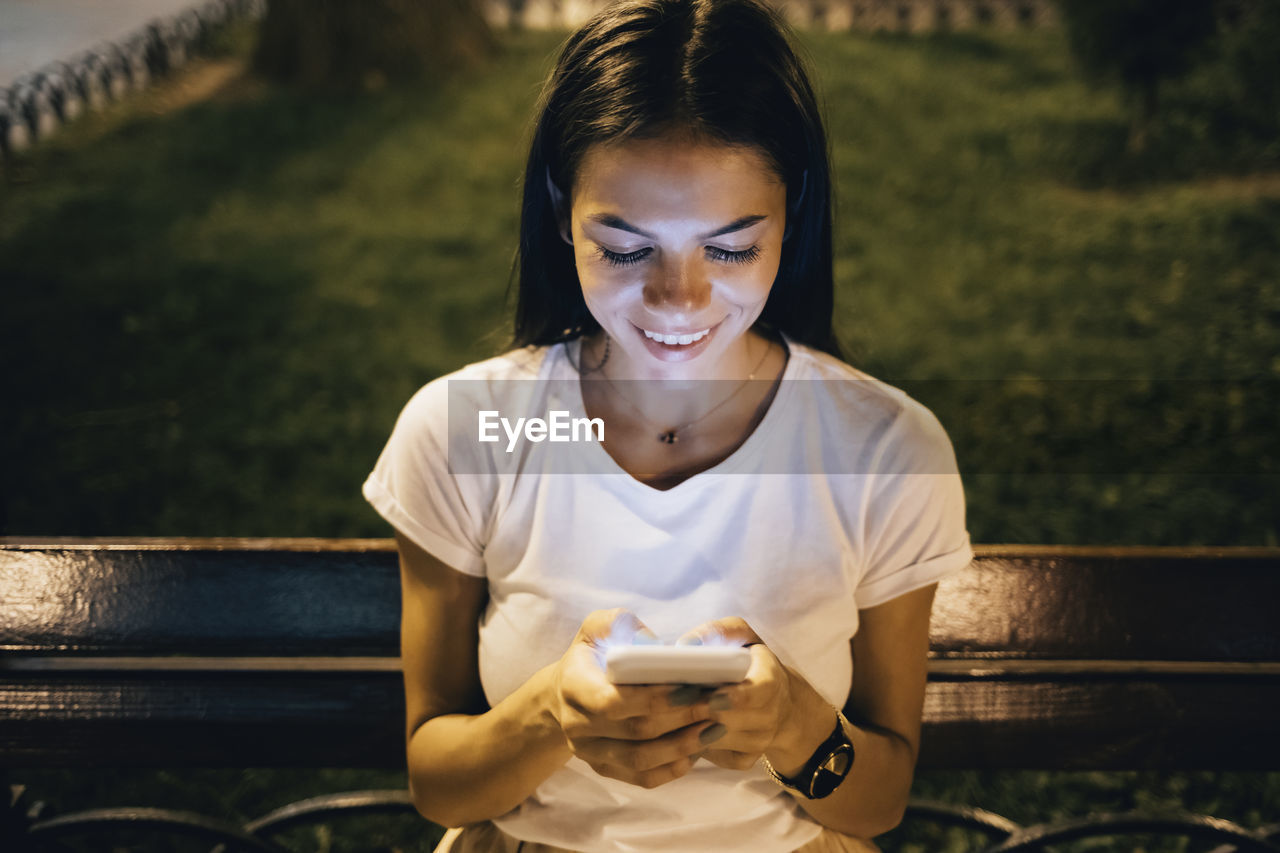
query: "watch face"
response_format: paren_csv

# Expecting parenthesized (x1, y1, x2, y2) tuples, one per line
(811, 744, 855, 798)
(821, 750, 852, 776)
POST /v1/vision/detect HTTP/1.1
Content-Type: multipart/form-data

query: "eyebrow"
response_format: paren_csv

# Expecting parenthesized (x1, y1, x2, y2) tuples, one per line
(586, 213, 768, 240)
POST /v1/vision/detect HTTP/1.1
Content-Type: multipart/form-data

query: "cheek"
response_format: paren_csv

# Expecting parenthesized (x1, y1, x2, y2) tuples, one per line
(574, 266, 607, 306)
(575, 257, 634, 305)
(571, 249, 601, 300)
(730, 253, 781, 303)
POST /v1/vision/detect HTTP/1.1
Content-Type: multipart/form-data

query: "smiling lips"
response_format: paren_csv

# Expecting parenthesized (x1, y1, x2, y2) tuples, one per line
(641, 327, 712, 345)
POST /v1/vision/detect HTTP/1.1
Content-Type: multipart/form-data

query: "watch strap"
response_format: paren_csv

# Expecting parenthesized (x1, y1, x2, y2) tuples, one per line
(762, 709, 855, 799)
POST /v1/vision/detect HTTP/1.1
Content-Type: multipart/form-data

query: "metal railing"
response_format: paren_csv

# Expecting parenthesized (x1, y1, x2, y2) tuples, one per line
(484, 0, 1058, 31)
(0, 0, 265, 160)
(7, 786, 1278, 852)
(0, 0, 1061, 161)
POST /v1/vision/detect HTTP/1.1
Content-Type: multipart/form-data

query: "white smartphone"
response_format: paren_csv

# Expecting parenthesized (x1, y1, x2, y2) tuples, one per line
(605, 645, 752, 685)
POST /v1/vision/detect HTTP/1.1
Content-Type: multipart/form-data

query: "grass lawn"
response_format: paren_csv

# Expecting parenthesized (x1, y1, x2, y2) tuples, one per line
(1, 26, 1276, 546)
(2, 20, 1278, 853)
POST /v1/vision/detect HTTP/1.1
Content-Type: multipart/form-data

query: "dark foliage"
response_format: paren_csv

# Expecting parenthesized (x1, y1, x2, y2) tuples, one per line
(253, 0, 497, 89)
(1054, 0, 1218, 151)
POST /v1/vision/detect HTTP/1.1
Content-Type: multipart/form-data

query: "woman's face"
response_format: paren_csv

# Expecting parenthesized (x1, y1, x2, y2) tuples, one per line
(562, 134, 788, 379)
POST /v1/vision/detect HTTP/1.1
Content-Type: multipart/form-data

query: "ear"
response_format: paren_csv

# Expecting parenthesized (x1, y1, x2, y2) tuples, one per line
(545, 166, 574, 246)
(782, 169, 808, 242)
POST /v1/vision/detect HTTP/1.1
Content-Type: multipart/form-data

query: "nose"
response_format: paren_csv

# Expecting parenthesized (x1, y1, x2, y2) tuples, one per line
(642, 253, 711, 316)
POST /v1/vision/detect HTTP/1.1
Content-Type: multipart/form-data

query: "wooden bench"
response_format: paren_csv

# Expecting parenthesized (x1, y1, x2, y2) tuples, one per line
(2, 539, 1278, 851)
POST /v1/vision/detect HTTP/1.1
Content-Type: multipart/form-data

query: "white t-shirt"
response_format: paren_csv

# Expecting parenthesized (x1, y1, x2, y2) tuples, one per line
(363, 335, 973, 853)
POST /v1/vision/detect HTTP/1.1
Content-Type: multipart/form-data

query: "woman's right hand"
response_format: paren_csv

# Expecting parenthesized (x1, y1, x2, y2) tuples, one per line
(548, 608, 726, 789)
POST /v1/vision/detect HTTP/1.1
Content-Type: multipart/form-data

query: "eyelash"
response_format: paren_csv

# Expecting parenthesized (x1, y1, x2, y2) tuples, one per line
(597, 246, 762, 267)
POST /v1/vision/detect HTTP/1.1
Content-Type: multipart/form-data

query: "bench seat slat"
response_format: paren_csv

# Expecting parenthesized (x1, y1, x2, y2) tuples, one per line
(2, 673, 1277, 769)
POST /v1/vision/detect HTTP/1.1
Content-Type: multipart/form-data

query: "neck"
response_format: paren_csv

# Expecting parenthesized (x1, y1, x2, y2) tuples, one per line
(581, 331, 777, 430)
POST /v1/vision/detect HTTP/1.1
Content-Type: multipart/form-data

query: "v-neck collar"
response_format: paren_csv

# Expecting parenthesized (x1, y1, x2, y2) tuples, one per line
(557, 333, 798, 497)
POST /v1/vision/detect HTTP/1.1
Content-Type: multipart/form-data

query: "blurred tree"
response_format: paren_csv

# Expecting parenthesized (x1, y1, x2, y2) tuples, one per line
(253, 0, 496, 89)
(1214, 0, 1280, 138)
(1054, 0, 1217, 152)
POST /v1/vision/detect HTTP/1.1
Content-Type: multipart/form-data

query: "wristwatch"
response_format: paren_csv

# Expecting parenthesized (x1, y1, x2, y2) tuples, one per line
(762, 709, 855, 799)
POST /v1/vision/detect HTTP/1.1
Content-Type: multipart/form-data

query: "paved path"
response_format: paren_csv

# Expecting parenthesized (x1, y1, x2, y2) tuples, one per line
(0, 0, 202, 88)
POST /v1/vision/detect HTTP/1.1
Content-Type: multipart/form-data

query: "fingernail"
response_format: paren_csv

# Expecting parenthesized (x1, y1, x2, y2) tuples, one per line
(709, 692, 732, 711)
(668, 685, 701, 706)
(699, 723, 727, 745)
(680, 635, 704, 646)
(633, 632, 661, 646)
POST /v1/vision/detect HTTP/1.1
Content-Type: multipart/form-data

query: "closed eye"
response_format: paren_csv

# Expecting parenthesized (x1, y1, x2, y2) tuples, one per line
(706, 246, 761, 265)
(597, 246, 651, 267)
(597, 245, 762, 267)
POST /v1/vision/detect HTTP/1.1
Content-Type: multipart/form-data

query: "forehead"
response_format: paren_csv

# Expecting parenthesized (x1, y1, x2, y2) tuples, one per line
(573, 135, 785, 217)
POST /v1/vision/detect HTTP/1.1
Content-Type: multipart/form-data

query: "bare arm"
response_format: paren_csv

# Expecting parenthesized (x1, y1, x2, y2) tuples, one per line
(764, 583, 937, 838)
(398, 530, 715, 827)
(396, 530, 572, 828)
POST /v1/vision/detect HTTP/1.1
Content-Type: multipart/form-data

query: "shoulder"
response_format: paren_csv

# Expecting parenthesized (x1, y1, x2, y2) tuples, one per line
(784, 339, 957, 476)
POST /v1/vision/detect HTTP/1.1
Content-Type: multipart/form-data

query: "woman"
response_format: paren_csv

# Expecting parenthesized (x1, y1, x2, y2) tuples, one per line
(362, 0, 973, 850)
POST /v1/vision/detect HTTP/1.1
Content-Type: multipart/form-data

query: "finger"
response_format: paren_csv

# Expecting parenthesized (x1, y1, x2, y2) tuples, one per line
(700, 748, 762, 772)
(701, 723, 773, 754)
(605, 700, 718, 741)
(571, 685, 719, 739)
(560, 641, 669, 719)
(590, 753, 697, 790)
(562, 661, 708, 724)
(709, 617, 763, 647)
(675, 616, 761, 648)
(695, 645, 781, 713)
(588, 719, 725, 774)
(561, 672, 669, 722)
(706, 699, 777, 734)
(575, 608, 658, 646)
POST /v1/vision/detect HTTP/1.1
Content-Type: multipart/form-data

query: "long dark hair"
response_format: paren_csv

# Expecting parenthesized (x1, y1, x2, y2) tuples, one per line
(507, 0, 842, 361)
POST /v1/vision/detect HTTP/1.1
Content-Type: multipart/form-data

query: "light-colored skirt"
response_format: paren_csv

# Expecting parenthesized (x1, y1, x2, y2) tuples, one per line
(433, 820, 882, 853)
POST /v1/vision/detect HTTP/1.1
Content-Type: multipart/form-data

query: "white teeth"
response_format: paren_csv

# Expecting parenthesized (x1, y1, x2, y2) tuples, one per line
(643, 327, 710, 345)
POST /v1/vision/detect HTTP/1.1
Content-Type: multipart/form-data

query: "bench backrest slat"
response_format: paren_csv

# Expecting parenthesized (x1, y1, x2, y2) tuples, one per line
(933, 548, 1280, 660)
(3, 541, 1277, 661)
(0, 540, 400, 656)
(2, 540, 1277, 770)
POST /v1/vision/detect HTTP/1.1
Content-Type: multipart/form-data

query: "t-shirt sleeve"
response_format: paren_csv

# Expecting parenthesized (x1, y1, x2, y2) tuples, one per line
(362, 379, 493, 577)
(853, 398, 973, 610)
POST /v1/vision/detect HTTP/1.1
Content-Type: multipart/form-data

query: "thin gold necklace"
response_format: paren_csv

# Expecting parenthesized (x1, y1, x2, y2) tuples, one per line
(593, 335, 772, 445)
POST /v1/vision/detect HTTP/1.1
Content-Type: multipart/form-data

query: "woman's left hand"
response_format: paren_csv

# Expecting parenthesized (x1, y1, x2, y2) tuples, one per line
(674, 617, 811, 772)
